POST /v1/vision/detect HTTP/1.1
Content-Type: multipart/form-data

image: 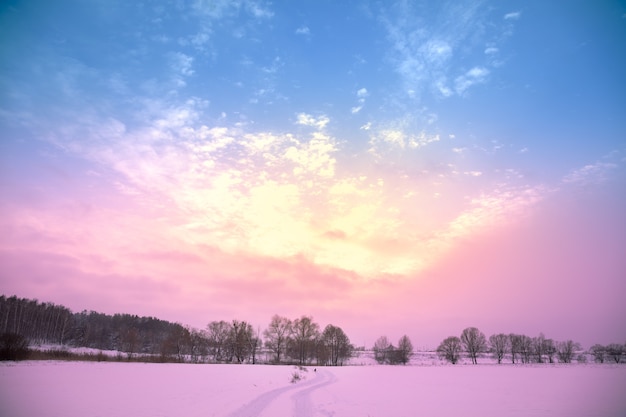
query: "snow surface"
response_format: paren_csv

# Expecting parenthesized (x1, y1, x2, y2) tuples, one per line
(1, 361, 625, 417)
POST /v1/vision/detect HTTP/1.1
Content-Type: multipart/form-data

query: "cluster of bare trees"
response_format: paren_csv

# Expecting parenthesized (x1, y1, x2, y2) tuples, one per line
(372, 335, 414, 365)
(437, 327, 587, 365)
(155, 315, 353, 366)
(589, 344, 624, 363)
(263, 315, 353, 366)
(204, 320, 261, 364)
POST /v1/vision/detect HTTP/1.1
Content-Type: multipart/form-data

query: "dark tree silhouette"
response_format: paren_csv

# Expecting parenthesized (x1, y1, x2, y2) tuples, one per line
(397, 335, 413, 365)
(489, 333, 509, 364)
(437, 336, 462, 364)
(0, 333, 30, 360)
(289, 316, 320, 365)
(590, 344, 606, 363)
(556, 340, 581, 363)
(373, 336, 391, 364)
(320, 324, 352, 366)
(263, 315, 291, 363)
(606, 344, 624, 363)
(460, 327, 486, 365)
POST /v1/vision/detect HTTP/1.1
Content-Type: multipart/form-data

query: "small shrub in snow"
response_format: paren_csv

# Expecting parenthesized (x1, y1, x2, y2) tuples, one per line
(290, 371, 303, 383)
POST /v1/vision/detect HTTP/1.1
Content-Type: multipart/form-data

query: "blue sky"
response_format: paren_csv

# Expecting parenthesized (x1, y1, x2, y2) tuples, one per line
(1, 1, 625, 347)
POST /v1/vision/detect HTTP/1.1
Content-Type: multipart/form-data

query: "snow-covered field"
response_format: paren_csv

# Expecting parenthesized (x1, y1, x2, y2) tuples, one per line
(1, 361, 625, 417)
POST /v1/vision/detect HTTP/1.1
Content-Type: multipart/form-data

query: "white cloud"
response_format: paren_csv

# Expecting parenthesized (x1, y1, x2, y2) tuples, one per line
(455, 66, 489, 94)
(369, 129, 440, 152)
(422, 39, 452, 63)
(193, 0, 273, 19)
(504, 11, 521, 20)
(296, 113, 329, 129)
(295, 26, 310, 35)
(408, 131, 440, 149)
(245, 1, 274, 18)
(377, 130, 406, 148)
(351, 88, 369, 113)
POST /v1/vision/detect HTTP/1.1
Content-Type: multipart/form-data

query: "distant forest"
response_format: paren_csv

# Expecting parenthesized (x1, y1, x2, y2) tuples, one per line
(0, 295, 356, 365)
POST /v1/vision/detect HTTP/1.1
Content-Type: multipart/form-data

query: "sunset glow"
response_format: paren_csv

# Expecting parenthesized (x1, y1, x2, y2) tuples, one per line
(1, 1, 625, 348)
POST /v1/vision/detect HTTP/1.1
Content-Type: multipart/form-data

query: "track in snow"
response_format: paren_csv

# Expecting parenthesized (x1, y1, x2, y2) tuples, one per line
(227, 369, 336, 417)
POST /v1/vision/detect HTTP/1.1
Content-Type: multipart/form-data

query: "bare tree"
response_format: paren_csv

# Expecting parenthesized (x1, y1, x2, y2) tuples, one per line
(207, 320, 231, 362)
(188, 328, 209, 363)
(290, 316, 320, 365)
(437, 336, 462, 364)
(320, 324, 352, 366)
(556, 340, 581, 363)
(230, 320, 254, 363)
(606, 344, 624, 363)
(373, 336, 391, 364)
(589, 344, 606, 363)
(121, 327, 140, 360)
(519, 335, 533, 364)
(248, 327, 261, 365)
(397, 335, 413, 365)
(460, 327, 486, 365)
(160, 326, 189, 362)
(489, 333, 509, 364)
(509, 334, 521, 364)
(263, 315, 291, 363)
(532, 333, 547, 363)
(543, 338, 556, 363)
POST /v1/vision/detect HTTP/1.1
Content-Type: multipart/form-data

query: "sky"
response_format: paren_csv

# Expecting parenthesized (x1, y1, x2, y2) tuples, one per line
(1, 0, 625, 350)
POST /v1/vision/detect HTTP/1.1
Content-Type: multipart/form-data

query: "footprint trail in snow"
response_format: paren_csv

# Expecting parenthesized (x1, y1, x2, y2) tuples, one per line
(227, 369, 336, 417)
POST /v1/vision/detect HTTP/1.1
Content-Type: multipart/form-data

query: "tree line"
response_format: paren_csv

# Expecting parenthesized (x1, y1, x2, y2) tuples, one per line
(436, 327, 624, 365)
(2, 296, 623, 365)
(0, 295, 353, 365)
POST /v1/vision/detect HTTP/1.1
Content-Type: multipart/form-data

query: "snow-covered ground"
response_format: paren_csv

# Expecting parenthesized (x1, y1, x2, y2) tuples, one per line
(1, 361, 625, 417)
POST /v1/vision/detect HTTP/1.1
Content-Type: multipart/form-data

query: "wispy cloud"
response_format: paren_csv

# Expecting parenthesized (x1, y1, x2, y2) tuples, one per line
(563, 161, 618, 186)
(295, 26, 310, 35)
(193, 0, 273, 19)
(169, 52, 195, 87)
(504, 11, 522, 20)
(381, 2, 515, 100)
(351, 87, 369, 114)
(455, 66, 489, 95)
(368, 129, 440, 153)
